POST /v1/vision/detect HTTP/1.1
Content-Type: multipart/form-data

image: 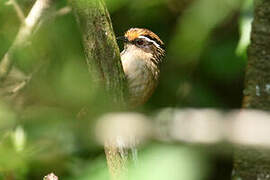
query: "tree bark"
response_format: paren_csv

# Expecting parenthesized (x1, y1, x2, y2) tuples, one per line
(69, 0, 127, 179)
(70, 0, 126, 104)
(234, 1, 270, 179)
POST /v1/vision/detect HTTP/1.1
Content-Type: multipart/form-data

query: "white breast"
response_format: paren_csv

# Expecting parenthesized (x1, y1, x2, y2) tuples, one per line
(121, 46, 159, 107)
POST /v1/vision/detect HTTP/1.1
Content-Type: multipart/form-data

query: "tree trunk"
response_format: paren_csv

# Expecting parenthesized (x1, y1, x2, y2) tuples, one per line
(234, 1, 270, 179)
(69, 0, 127, 179)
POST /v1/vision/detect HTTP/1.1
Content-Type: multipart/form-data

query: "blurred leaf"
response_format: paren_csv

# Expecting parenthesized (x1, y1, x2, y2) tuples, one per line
(67, 157, 109, 180)
(169, 0, 242, 64)
(130, 0, 165, 9)
(57, 59, 95, 106)
(0, 103, 16, 131)
(202, 40, 245, 81)
(181, 82, 225, 107)
(236, 0, 253, 57)
(0, 136, 28, 179)
(68, 145, 207, 180)
(105, 0, 127, 12)
(127, 145, 207, 180)
(12, 126, 26, 152)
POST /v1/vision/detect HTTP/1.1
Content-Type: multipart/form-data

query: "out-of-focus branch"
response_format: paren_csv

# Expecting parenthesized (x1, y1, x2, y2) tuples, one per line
(43, 173, 58, 180)
(53, 6, 72, 17)
(96, 109, 270, 149)
(0, 2, 71, 98)
(97, 109, 270, 180)
(6, 0, 25, 23)
(0, 0, 56, 81)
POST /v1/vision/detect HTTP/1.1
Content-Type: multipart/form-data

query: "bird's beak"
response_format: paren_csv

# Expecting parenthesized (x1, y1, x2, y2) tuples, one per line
(117, 36, 128, 43)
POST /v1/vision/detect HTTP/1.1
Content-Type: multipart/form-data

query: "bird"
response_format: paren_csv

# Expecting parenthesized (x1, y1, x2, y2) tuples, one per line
(118, 28, 165, 107)
(102, 28, 165, 177)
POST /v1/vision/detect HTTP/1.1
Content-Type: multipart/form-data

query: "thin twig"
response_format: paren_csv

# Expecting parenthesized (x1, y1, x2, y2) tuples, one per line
(0, 0, 56, 81)
(10, 77, 29, 94)
(6, 0, 25, 23)
(54, 6, 72, 17)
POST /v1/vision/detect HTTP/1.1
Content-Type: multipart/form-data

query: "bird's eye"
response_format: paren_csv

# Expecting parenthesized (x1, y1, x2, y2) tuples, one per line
(136, 39, 145, 46)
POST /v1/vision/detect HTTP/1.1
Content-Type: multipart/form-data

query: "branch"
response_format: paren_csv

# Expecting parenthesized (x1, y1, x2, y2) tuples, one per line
(96, 109, 270, 149)
(70, 0, 126, 105)
(6, 0, 25, 23)
(70, 0, 127, 178)
(0, 0, 56, 81)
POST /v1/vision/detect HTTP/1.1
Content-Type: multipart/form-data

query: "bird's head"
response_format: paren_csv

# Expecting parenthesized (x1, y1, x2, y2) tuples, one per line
(118, 28, 165, 64)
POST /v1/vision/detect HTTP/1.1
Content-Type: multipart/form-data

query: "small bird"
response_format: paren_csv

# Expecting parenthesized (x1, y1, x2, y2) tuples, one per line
(118, 28, 165, 107)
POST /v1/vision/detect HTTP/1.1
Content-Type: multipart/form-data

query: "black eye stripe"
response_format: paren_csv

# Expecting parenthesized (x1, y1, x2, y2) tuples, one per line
(132, 39, 143, 44)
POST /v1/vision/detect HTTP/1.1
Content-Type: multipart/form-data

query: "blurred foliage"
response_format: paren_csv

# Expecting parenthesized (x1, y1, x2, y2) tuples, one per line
(236, 0, 252, 57)
(0, 0, 248, 179)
